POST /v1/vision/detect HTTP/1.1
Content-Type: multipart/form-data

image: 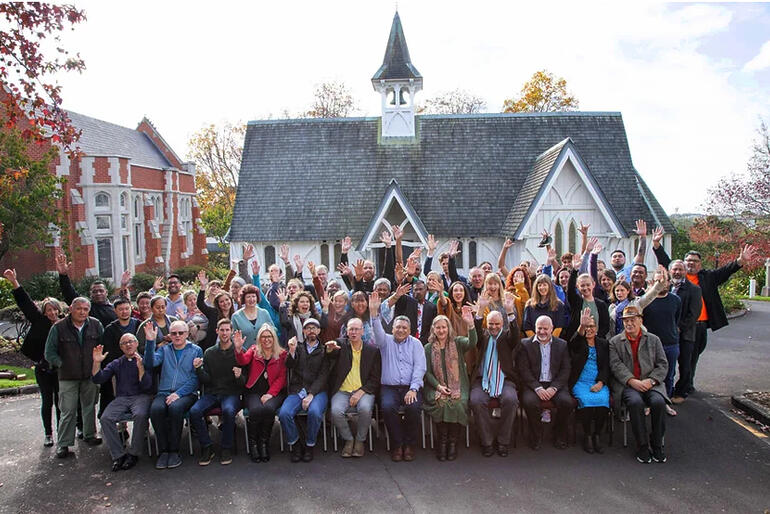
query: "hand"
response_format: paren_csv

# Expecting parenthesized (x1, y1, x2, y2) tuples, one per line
(233, 366, 242, 379)
(651, 226, 664, 248)
(353, 259, 364, 281)
(572, 254, 582, 269)
(436, 385, 451, 397)
(477, 294, 490, 313)
(320, 295, 331, 312)
(461, 305, 475, 327)
(2, 269, 19, 288)
(628, 378, 650, 392)
(380, 230, 392, 248)
(337, 262, 352, 277)
(394, 264, 405, 284)
(635, 219, 647, 237)
(176, 307, 186, 319)
(547, 247, 557, 264)
(427, 234, 437, 256)
(276, 286, 288, 304)
(513, 272, 524, 285)
(391, 224, 403, 241)
(302, 393, 313, 411)
(368, 292, 381, 318)
(293, 254, 304, 272)
(287, 336, 298, 354)
(545, 387, 557, 400)
(737, 244, 759, 266)
(120, 270, 131, 288)
(411, 247, 423, 261)
(592, 242, 603, 255)
(503, 238, 513, 249)
(243, 244, 255, 262)
(325, 340, 341, 353)
(134, 351, 143, 367)
(143, 322, 158, 342)
(92, 345, 107, 363)
(404, 389, 417, 405)
(655, 264, 667, 285)
(340, 236, 352, 254)
(349, 390, 364, 407)
(536, 388, 550, 401)
(251, 259, 260, 276)
(590, 381, 604, 393)
(197, 269, 208, 288)
(260, 393, 273, 405)
(503, 292, 516, 314)
(165, 393, 180, 405)
(585, 237, 598, 253)
(395, 282, 412, 299)
(307, 260, 317, 277)
(55, 249, 71, 275)
(448, 239, 460, 258)
(233, 330, 244, 352)
(427, 274, 442, 293)
(579, 221, 590, 236)
(279, 244, 290, 263)
(579, 307, 594, 330)
(153, 275, 164, 291)
(193, 357, 203, 368)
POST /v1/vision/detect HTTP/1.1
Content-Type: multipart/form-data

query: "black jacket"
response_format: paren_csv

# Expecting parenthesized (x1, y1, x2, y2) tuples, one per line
(47, 315, 103, 381)
(654, 246, 737, 331)
(59, 274, 117, 327)
(472, 316, 521, 384)
(197, 342, 246, 396)
(14, 286, 56, 364)
(518, 336, 571, 392)
(102, 318, 141, 367)
(285, 340, 331, 396)
(279, 305, 325, 348)
(327, 337, 382, 395)
(568, 334, 610, 389)
(394, 295, 437, 344)
(671, 279, 702, 342)
(566, 269, 610, 341)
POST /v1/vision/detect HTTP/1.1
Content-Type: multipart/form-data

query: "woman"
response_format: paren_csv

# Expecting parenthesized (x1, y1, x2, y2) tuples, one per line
(320, 290, 349, 344)
(608, 276, 665, 336)
(437, 281, 475, 376)
(340, 291, 374, 344)
(132, 291, 152, 321)
(475, 272, 508, 332)
(136, 296, 177, 353)
(279, 290, 323, 348)
(423, 311, 477, 461)
(4, 268, 63, 447)
(522, 274, 566, 338)
(234, 323, 287, 463)
(197, 270, 234, 351)
(425, 271, 445, 304)
(180, 290, 208, 344)
(569, 308, 610, 454)
(565, 270, 610, 341)
(504, 266, 531, 328)
(231, 285, 274, 349)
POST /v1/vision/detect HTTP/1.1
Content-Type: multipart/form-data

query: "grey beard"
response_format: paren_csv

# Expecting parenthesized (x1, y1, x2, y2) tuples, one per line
(671, 277, 683, 285)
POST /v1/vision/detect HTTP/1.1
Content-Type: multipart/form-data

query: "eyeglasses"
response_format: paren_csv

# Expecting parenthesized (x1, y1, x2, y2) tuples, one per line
(119, 340, 137, 346)
(584, 325, 597, 330)
(684, 259, 700, 263)
(170, 331, 187, 336)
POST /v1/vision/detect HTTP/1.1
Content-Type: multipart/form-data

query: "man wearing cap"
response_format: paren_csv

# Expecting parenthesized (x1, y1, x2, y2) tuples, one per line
(278, 317, 330, 463)
(609, 305, 670, 463)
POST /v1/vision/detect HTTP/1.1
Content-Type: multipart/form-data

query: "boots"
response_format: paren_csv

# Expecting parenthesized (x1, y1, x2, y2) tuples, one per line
(259, 420, 273, 462)
(592, 434, 604, 454)
(248, 420, 261, 462)
(436, 423, 448, 461)
(447, 423, 459, 461)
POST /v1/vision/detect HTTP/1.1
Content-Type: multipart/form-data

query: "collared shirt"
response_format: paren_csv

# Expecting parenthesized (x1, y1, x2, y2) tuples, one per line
(538, 338, 553, 382)
(416, 302, 424, 339)
(372, 314, 427, 390)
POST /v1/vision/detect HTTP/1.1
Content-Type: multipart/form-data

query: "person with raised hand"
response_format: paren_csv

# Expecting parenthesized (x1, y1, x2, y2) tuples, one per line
(424, 235, 467, 290)
(196, 270, 234, 352)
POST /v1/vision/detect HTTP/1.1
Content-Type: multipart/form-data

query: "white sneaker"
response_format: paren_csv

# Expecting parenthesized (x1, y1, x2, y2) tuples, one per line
(541, 409, 551, 423)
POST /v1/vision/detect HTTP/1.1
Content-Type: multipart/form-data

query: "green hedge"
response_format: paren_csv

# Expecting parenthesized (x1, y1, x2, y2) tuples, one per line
(0, 279, 13, 309)
(131, 272, 157, 294)
(20, 272, 60, 302)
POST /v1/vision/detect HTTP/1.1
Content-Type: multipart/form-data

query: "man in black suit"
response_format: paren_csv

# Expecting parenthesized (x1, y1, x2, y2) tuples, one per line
(393, 280, 436, 344)
(518, 315, 572, 450)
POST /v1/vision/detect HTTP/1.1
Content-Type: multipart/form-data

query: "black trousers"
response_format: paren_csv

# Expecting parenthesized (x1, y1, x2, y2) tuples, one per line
(689, 321, 708, 392)
(34, 365, 60, 436)
(521, 381, 573, 441)
(622, 387, 666, 449)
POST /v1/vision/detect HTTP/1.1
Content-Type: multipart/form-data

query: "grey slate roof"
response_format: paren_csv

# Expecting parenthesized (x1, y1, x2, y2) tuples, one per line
(230, 112, 674, 243)
(66, 110, 172, 169)
(371, 12, 422, 81)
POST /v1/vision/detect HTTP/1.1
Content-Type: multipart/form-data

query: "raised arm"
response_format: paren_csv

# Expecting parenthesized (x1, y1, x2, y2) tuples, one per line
(633, 219, 648, 265)
(498, 238, 513, 278)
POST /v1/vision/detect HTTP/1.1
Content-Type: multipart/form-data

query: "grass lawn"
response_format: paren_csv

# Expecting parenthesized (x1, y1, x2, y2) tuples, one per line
(739, 295, 770, 302)
(0, 364, 37, 389)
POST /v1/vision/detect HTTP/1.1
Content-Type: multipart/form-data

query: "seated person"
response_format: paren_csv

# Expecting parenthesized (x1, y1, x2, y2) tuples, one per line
(326, 317, 382, 458)
(609, 305, 670, 463)
(518, 315, 572, 450)
(370, 294, 427, 463)
(278, 318, 330, 463)
(91, 333, 152, 471)
(144, 320, 203, 470)
(190, 318, 245, 466)
(469, 303, 521, 458)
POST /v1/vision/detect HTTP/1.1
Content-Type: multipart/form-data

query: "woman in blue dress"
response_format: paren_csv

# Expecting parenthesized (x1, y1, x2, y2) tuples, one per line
(569, 307, 610, 454)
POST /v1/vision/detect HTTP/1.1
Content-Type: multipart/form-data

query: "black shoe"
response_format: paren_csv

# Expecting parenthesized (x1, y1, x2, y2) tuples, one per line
(76, 429, 84, 440)
(302, 445, 314, 462)
(553, 438, 568, 450)
(528, 436, 542, 451)
(44, 435, 54, 447)
(250, 443, 261, 463)
(220, 448, 233, 465)
(259, 440, 270, 462)
(447, 438, 458, 461)
(198, 445, 215, 466)
(496, 443, 509, 457)
(636, 446, 651, 463)
(84, 436, 103, 446)
(56, 447, 70, 459)
(592, 434, 604, 454)
(122, 454, 138, 470)
(652, 447, 667, 463)
(290, 443, 302, 463)
(582, 435, 594, 454)
(481, 445, 495, 457)
(111, 455, 126, 472)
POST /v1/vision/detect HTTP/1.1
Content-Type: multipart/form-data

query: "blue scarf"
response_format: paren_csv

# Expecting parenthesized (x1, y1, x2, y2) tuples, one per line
(482, 334, 505, 398)
(613, 299, 630, 335)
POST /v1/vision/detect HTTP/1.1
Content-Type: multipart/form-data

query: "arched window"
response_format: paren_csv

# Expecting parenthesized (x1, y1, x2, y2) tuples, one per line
(133, 196, 141, 218)
(568, 221, 577, 254)
(120, 192, 128, 209)
(264, 245, 276, 267)
(320, 243, 330, 269)
(468, 240, 477, 268)
(95, 192, 110, 208)
(554, 221, 563, 259)
(333, 243, 342, 268)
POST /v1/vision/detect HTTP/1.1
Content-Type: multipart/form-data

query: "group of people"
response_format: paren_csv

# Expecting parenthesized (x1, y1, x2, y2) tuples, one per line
(4, 220, 759, 471)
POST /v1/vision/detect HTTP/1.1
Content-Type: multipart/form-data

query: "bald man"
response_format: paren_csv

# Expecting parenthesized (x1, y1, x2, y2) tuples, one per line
(92, 333, 153, 471)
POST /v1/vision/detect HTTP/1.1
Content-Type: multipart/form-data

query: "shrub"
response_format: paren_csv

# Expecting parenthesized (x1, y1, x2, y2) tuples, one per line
(0, 305, 22, 322)
(20, 272, 61, 301)
(172, 265, 205, 284)
(131, 272, 157, 294)
(74, 276, 115, 298)
(719, 284, 745, 313)
(0, 279, 13, 309)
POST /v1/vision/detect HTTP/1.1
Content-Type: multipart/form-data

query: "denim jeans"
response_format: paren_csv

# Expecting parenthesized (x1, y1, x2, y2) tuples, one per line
(330, 391, 375, 442)
(278, 392, 328, 447)
(380, 385, 422, 447)
(663, 344, 680, 397)
(189, 394, 241, 449)
(150, 393, 197, 453)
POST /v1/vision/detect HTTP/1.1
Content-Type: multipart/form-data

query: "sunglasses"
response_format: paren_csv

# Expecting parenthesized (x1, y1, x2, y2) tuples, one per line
(170, 331, 187, 336)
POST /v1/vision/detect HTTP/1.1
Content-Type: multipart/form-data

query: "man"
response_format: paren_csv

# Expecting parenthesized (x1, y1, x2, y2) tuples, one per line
(91, 334, 152, 471)
(629, 264, 648, 296)
(100, 298, 141, 417)
(55, 250, 122, 328)
(44, 297, 104, 458)
(423, 236, 467, 291)
(609, 305, 670, 463)
(190, 318, 244, 466)
(393, 280, 437, 344)
(518, 316, 572, 450)
(370, 295, 427, 462)
(469, 306, 520, 457)
(642, 268, 681, 414)
(467, 267, 485, 302)
(279, 318, 330, 463)
(611, 219, 650, 281)
(326, 318, 382, 458)
(144, 320, 202, 469)
(150, 274, 185, 317)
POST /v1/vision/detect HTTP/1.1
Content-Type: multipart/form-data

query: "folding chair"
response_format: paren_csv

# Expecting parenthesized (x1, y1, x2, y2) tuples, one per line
(116, 412, 153, 456)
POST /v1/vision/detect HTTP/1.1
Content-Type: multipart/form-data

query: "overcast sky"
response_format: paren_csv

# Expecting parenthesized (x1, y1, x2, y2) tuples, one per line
(55, 1, 770, 214)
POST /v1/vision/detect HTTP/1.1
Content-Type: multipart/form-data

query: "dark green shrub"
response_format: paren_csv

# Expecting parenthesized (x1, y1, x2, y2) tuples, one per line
(0, 279, 13, 309)
(172, 265, 205, 284)
(131, 272, 157, 294)
(20, 272, 61, 301)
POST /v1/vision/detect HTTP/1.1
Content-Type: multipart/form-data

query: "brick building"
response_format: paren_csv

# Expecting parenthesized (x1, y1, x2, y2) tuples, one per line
(1, 111, 207, 282)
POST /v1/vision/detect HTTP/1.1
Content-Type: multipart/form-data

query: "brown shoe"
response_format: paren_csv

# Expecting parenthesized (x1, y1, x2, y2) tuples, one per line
(352, 441, 365, 457)
(390, 446, 403, 462)
(671, 396, 686, 405)
(403, 445, 416, 462)
(341, 440, 354, 458)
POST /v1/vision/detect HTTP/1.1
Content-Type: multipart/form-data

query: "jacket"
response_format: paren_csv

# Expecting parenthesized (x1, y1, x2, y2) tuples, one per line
(654, 246, 740, 331)
(394, 294, 437, 344)
(566, 269, 610, 341)
(44, 315, 103, 380)
(59, 273, 117, 327)
(672, 279, 702, 342)
(608, 329, 670, 410)
(472, 316, 521, 384)
(197, 342, 246, 396)
(518, 336, 571, 393)
(327, 337, 382, 396)
(285, 340, 331, 396)
(568, 334, 610, 389)
(144, 337, 203, 397)
(14, 286, 56, 364)
(235, 346, 287, 396)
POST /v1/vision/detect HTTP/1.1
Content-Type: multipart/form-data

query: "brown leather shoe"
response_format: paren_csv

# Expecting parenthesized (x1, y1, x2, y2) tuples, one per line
(390, 446, 403, 462)
(403, 445, 416, 462)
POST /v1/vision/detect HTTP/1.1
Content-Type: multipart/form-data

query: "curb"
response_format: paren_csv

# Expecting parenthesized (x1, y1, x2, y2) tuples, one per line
(727, 308, 747, 320)
(0, 384, 39, 397)
(731, 395, 770, 426)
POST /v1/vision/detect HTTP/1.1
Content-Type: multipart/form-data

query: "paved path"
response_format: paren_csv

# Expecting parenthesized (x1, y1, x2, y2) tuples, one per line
(1, 302, 768, 513)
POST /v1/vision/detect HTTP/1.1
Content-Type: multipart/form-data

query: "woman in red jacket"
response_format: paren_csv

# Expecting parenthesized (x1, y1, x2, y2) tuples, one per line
(234, 323, 286, 463)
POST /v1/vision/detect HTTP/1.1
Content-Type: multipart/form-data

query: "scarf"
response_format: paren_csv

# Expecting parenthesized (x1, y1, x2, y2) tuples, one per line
(481, 334, 504, 398)
(613, 299, 630, 335)
(293, 311, 311, 343)
(431, 338, 461, 401)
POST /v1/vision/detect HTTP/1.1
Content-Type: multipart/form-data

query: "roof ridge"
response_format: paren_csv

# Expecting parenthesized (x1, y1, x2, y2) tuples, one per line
(65, 108, 143, 134)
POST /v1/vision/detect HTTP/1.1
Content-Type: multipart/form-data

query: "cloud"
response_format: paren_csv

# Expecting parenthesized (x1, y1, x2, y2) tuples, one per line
(743, 40, 770, 72)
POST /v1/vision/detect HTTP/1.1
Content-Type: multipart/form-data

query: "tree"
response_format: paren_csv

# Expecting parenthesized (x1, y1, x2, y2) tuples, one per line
(0, 3, 86, 150)
(305, 81, 357, 118)
(187, 122, 245, 246)
(502, 70, 579, 113)
(419, 89, 486, 115)
(0, 129, 63, 261)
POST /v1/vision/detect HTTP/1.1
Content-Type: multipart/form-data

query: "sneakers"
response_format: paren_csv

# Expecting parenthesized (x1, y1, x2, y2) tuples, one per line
(652, 447, 667, 463)
(155, 452, 169, 469)
(166, 452, 182, 469)
(341, 440, 354, 458)
(352, 441, 365, 458)
(636, 446, 651, 463)
(541, 409, 551, 423)
(220, 448, 233, 465)
(198, 445, 215, 466)
(44, 435, 54, 447)
(84, 436, 103, 446)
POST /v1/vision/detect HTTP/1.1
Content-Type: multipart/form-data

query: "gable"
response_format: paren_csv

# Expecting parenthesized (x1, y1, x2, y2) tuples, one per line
(358, 180, 428, 250)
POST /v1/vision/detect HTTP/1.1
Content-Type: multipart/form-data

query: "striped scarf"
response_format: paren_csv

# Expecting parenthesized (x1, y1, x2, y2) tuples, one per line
(482, 334, 505, 398)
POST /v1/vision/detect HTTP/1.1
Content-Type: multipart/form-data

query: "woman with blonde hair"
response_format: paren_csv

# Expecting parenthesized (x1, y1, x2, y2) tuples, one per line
(234, 323, 287, 463)
(522, 274, 566, 338)
(475, 272, 511, 332)
(423, 310, 477, 461)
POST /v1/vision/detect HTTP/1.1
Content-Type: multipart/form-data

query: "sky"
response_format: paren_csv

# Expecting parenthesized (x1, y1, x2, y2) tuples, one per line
(52, 1, 770, 215)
